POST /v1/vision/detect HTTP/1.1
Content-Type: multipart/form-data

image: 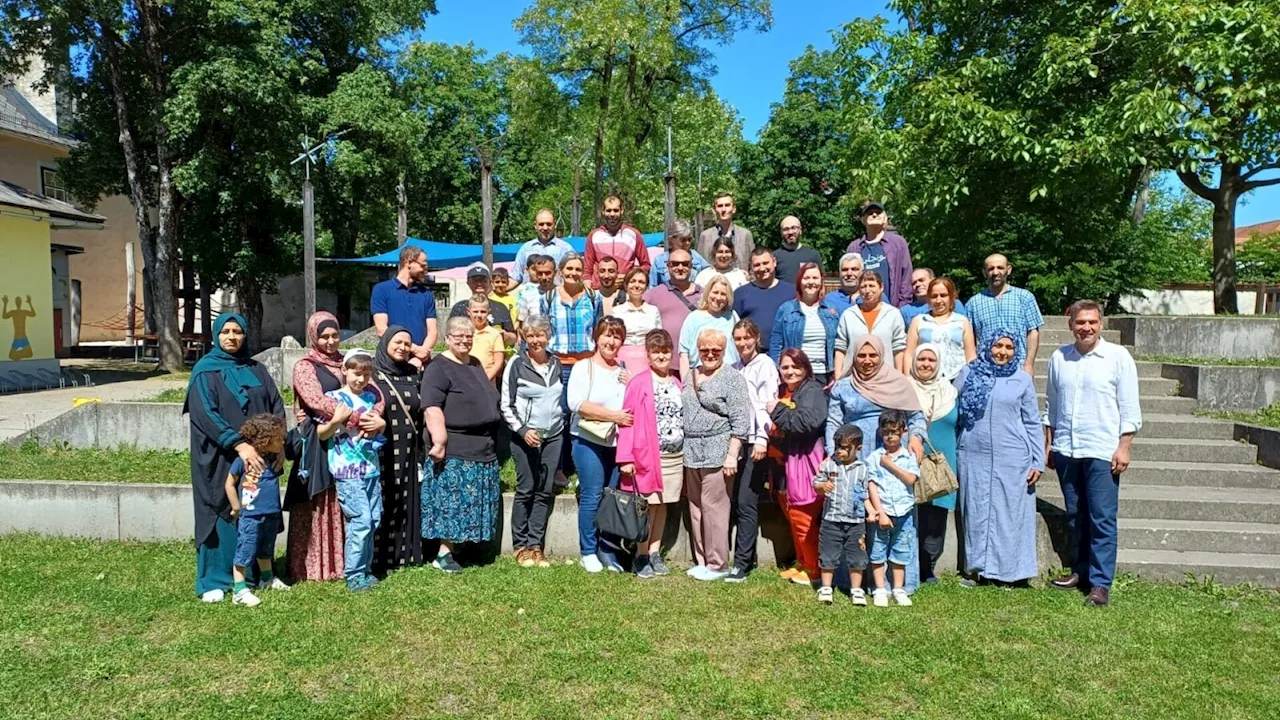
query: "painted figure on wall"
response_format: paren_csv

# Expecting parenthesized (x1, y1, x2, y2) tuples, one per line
(3, 294, 36, 360)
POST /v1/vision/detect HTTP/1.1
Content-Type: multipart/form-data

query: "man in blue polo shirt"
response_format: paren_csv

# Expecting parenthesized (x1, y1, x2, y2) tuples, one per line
(371, 245, 439, 368)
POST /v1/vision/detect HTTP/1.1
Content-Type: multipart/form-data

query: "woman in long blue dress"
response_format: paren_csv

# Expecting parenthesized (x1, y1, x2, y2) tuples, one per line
(184, 313, 285, 602)
(908, 344, 958, 584)
(954, 333, 1045, 585)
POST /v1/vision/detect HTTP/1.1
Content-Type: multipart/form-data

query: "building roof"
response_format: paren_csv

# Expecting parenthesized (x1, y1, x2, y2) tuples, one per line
(1235, 219, 1280, 246)
(0, 179, 104, 224)
(0, 84, 72, 147)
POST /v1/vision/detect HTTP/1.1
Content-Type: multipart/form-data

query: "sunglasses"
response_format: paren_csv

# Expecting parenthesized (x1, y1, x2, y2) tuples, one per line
(668, 260, 691, 267)
(698, 347, 724, 355)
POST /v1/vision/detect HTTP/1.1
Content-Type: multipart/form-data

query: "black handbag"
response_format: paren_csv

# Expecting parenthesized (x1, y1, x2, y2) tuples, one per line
(594, 486, 650, 542)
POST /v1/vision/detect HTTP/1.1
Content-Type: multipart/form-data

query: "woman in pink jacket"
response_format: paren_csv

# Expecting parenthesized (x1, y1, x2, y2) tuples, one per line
(617, 329, 684, 579)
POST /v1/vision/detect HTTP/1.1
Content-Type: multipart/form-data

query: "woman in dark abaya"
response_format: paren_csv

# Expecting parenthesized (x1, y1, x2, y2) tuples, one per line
(185, 313, 284, 602)
(372, 325, 425, 573)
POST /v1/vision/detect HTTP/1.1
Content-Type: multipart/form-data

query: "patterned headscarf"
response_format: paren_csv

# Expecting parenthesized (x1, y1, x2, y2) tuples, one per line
(958, 332, 1025, 430)
(305, 311, 342, 369)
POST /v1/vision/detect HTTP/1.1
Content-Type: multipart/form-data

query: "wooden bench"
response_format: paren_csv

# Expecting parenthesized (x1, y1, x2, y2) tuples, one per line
(135, 333, 210, 363)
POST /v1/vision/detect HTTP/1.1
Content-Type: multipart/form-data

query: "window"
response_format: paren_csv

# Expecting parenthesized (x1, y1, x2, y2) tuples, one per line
(41, 166, 70, 203)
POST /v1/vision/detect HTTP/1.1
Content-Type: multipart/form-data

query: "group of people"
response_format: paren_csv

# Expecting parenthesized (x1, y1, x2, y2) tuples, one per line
(186, 195, 1142, 610)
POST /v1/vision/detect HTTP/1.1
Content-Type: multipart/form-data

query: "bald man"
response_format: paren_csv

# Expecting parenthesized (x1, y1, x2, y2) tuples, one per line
(967, 253, 1044, 373)
(773, 215, 823, 283)
(513, 209, 574, 284)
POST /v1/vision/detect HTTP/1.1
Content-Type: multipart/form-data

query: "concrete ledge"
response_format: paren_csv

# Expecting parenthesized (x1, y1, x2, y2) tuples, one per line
(253, 347, 308, 388)
(10, 400, 298, 451)
(1, 479, 1072, 576)
(1110, 316, 1280, 360)
(1162, 364, 1280, 411)
(1235, 423, 1280, 471)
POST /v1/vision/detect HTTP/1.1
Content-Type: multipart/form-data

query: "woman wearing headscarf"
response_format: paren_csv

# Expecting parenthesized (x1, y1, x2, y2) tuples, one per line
(908, 344, 959, 584)
(185, 313, 284, 603)
(954, 333, 1044, 585)
(285, 311, 385, 582)
(371, 325, 424, 574)
(826, 333, 927, 593)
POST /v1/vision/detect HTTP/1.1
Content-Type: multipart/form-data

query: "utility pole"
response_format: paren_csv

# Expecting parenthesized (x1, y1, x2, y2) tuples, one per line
(663, 122, 676, 238)
(480, 149, 495, 268)
(291, 129, 350, 321)
(694, 165, 705, 235)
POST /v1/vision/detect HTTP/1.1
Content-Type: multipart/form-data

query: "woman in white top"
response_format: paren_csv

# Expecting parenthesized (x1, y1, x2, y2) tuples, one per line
(567, 316, 633, 573)
(905, 276, 976, 382)
(834, 270, 907, 376)
(694, 237, 749, 291)
(610, 267, 662, 374)
(727, 318, 780, 583)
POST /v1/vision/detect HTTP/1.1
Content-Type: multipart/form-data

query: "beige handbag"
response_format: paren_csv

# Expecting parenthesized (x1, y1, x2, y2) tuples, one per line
(914, 397, 958, 504)
(576, 361, 618, 444)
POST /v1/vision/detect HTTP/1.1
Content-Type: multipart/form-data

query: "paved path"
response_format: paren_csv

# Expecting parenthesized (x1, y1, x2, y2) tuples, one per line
(0, 377, 187, 442)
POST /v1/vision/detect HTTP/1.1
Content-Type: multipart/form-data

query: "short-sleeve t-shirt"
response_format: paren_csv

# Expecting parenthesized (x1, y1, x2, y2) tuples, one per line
(420, 355, 502, 462)
(469, 324, 507, 375)
(230, 456, 282, 517)
(860, 243, 891, 301)
(370, 278, 438, 345)
(324, 388, 385, 480)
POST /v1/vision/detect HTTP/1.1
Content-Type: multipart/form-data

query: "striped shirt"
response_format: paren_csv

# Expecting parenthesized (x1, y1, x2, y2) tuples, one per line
(815, 457, 870, 524)
(542, 288, 603, 356)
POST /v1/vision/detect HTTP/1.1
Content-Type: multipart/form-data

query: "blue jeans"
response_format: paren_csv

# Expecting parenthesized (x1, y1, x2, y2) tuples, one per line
(572, 436, 620, 556)
(336, 474, 383, 583)
(870, 511, 917, 568)
(1054, 453, 1120, 589)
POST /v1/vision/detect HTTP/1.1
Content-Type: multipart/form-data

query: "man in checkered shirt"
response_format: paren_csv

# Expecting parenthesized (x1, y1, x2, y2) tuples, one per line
(966, 253, 1044, 374)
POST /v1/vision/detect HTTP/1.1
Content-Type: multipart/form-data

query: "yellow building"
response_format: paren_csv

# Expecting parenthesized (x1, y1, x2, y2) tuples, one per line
(2, 61, 145, 344)
(0, 180, 103, 390)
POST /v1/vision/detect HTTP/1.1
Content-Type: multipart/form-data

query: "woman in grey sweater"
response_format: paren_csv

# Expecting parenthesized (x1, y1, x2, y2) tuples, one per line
(682, 327, 751, 581)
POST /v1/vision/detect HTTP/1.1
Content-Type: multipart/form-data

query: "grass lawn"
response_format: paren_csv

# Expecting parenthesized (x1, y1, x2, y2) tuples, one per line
(141, 385, 295, 405)
(1197, 403, 1280, 428)
(1138, 354, 1280, 368)
(1, 535, 1277, 719)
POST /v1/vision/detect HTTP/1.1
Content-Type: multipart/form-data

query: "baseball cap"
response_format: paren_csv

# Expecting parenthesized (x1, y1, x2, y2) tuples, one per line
(859, 200, 886, 216)
(466, 265, 491, 281)
(342, 348, 372, 363)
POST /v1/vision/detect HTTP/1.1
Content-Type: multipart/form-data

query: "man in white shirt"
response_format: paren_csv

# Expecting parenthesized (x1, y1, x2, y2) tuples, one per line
(1043, 299, 1142, 607)
(513, 209, 573, 284)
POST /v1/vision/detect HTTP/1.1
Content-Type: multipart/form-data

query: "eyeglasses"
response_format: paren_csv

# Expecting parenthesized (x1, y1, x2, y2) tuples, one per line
(698, 347, 724, 355)
(448, 333, 474, 341)
(668, 260, 691, 267)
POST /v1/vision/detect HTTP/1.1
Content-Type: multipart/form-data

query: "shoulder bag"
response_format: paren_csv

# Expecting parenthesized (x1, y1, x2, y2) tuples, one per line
(914, 396, 959, 504)
(576, 360, 619, 445)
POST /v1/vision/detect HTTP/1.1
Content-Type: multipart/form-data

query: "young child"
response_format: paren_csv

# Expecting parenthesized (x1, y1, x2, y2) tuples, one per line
(320, 349, 387, 592)
(224, 413, 291, 607)
(468, 295, 507, 382)
(813, 424, 876, 606)
(490, 266, 519, 323)
(866, 410, 921, 607)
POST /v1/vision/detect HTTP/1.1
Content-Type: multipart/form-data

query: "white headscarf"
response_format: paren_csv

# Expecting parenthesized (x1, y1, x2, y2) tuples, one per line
(909, 343, 957, 421)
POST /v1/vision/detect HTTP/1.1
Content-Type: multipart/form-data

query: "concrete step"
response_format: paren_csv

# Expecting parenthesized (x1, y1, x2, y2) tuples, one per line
(1037, 328, 1123, 346)
(1118, 518, 1280, 555)
(1038, 483, 1280, 524)
(1037, 394, 1196, 415)
(1033, 375, 1179, 396)
(1116, 548, 1280, 586)
(1033, 358, 1164, 377)
(1129, 438, 1257, 465)
(1139, 414, 1236, 440)
(1117, 460, 1280, 489)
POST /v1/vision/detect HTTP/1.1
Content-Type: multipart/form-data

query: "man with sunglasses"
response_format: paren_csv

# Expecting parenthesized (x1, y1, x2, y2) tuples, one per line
(644, 248, 704, 351)
(845, 200, 915, 308)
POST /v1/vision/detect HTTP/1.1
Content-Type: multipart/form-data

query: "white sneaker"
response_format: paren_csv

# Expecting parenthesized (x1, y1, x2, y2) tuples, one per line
(200, 589, 225, 603)
(233, 588, 261, 607)
(258, 576, 291, 591)
(580, 554, 604, 573)
(872, 588, 889, 607)
(695, 567, 728, 582)
(816, 586, 834, 604)
(685, 564, 706, 577)
(893, 589, 913, 606)
(850, 588, 867, 606)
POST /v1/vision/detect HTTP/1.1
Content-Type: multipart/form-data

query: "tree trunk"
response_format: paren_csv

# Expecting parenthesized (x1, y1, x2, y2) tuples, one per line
(1129, 167, 1152, 226)
(480, 156, 494, 268)
(593, 55, 614, 214)
(335, 180, 361, 327)
(135, 0, 183, 371)
(1210, 182, 1240, 314)
(235, 274, 264, 354)
(572, 163, 583, 236)
(181, 261, 196, 334)
(396, 171, 408, 245)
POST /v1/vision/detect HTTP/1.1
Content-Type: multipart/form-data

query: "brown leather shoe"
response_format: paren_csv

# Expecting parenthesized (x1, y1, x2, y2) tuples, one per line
(1051, 573, 1080, 589)
(532, 548, 551, 568)
(1086, 586, 1110, 607)
(516, 548, 536, 568)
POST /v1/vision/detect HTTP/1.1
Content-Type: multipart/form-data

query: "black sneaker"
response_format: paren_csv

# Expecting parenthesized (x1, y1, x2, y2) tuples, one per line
(432, 553, 463, 574)
(723, 566, 749, 583)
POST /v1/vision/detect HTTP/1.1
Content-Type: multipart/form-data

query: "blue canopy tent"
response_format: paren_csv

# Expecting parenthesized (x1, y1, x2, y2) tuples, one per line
(327, 233, 668, 270)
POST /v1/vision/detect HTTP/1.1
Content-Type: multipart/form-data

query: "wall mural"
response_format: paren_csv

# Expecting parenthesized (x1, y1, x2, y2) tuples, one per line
(3, 295, 37, 360)
(0, 215, 56, 369)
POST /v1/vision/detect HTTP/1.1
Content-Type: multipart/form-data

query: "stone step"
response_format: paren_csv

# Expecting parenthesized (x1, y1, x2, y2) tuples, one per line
(1033, 358, 1164, 377)
(1138, 414, 1236, 440)
(1036, 328, 1123, 346)
(1037, 483, 1280, 524)
(1118, 518, 1280, 555)
(1115, 460, 1280, 489)
(1116, 548, 1280, 586)
(1033, 375, 1179, 396)
(1128, 438, 1257, 465)
(1037, 394, 1197, 415)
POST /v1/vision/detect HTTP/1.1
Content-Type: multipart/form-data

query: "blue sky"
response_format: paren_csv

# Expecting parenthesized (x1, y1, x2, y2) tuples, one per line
(418, 0, 1277, 227)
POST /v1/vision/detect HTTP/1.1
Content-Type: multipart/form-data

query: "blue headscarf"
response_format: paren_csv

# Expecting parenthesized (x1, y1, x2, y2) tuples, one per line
(184, 313, 263, 412)
(957, 332, 1024, 430)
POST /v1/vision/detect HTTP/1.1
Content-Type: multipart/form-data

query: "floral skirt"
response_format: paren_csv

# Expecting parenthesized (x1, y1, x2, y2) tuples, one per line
(421, 457, 501, 543)
(286, 487, 346, 582)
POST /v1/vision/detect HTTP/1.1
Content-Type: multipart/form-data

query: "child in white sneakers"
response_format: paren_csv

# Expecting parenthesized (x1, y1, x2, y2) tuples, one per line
(813, 424, 876, 606)
(866, 410, 921, 607)
(224, 414, 291, 607)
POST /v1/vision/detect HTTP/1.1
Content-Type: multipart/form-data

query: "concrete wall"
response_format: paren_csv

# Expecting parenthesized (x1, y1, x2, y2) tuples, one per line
(1110, 316, 1280, 360)
(1120, 288, 1263, 316)
(1235, 424, 1280, 471)
(8, 401, 190, 450)
(1163, 364, 1280, 411)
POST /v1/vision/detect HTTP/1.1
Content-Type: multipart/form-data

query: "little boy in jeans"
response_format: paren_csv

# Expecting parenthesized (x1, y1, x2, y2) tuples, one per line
(225, 413, 292, 607)
(320, 349, 386, 592)
(866, 410, 921, 607)
(813, 424, 876, 606)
